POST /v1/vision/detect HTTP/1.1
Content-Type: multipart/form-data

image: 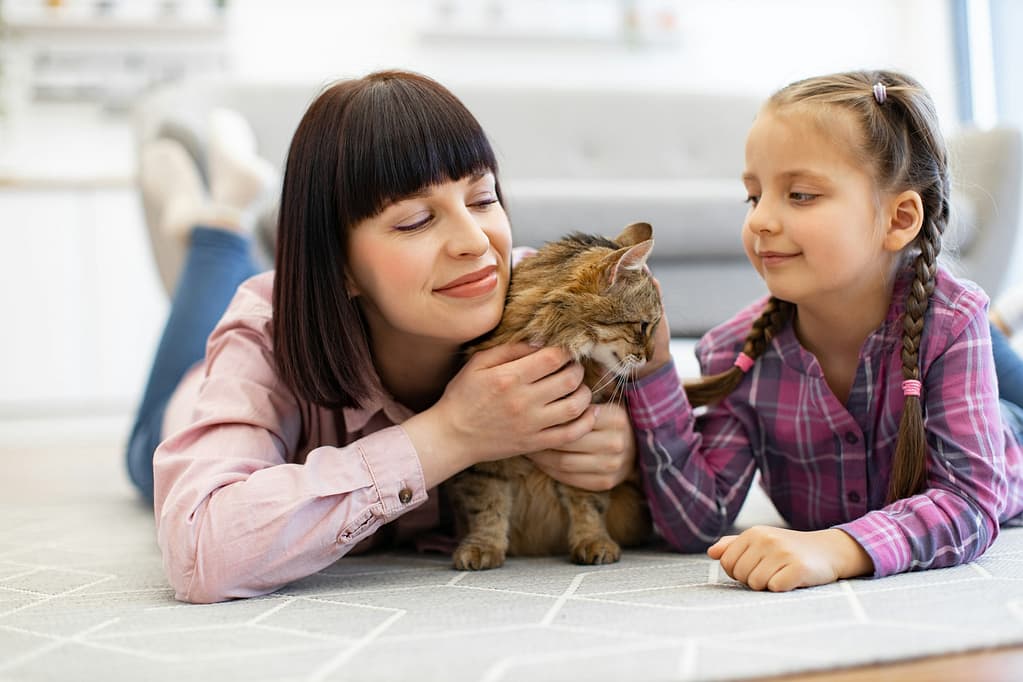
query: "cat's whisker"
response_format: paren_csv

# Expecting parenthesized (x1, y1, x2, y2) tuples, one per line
(591, 367, 621, 396)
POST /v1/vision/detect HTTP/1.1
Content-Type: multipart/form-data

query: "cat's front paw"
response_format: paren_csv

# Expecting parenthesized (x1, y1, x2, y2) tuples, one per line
(570, 537, 621, 565)
(452, 541, 506, 570)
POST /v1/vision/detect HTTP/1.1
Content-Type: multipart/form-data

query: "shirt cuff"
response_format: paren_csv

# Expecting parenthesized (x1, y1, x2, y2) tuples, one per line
(835, 512, 910, 578)
(626, 360, 690, 430)
(356, 425, 429, 521)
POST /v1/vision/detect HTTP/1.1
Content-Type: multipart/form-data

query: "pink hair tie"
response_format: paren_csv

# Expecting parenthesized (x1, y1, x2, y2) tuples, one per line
(872, 82, 887, 104)
(902, 379, 922, 398)
(733, 352, 755, 373)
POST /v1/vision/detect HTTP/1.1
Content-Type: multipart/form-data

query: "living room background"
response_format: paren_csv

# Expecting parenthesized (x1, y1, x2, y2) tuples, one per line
(0, 0, 1018, 447)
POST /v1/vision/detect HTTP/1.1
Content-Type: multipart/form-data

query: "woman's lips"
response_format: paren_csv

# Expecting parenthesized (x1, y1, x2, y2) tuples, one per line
(435, 265, 499, 298)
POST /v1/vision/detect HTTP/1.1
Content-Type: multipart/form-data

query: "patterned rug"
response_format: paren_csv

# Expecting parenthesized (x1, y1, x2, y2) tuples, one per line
(0, 493, 1021, 682)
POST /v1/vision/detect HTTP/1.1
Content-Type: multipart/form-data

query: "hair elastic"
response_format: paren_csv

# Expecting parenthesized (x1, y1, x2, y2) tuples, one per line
(872, 82, 887, 104)
(901, 379, 922, 398)
(733, 352, 755, 373)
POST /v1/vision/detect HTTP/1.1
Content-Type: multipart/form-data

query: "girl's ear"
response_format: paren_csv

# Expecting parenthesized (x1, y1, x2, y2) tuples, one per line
(883, 190, 924, 252)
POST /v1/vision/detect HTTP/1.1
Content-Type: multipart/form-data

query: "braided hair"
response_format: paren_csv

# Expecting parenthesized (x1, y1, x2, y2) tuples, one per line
(683, 70, 951, 503)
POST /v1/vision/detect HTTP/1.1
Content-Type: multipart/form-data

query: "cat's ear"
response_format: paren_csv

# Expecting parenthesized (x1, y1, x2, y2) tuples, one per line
(614, 222, 653, 247)
(606, 239, 654, 289)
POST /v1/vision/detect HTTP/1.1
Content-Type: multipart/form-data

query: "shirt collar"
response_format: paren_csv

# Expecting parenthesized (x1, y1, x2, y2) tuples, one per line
(773, 266, 913, 376)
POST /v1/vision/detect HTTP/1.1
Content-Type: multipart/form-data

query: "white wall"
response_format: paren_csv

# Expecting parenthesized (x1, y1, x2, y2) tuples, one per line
(0, 0, 980, 444)
(226, 0, 959, 122)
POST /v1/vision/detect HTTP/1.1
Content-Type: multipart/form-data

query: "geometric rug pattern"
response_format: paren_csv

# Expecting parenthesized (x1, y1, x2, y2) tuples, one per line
(1, 499, 1022, 681)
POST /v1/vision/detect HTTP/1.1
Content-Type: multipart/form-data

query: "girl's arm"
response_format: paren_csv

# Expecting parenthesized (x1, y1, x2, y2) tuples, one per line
(625, 316, 759, 551)
(836, 293, 1006, 577)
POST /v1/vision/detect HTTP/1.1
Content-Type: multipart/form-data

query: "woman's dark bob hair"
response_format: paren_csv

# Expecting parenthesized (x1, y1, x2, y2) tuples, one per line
(272, 70, 502, 409)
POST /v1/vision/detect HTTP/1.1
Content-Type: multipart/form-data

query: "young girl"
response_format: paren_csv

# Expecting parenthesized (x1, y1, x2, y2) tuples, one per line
(127, 70, 638, 603)
(628, 69, 1023, 592)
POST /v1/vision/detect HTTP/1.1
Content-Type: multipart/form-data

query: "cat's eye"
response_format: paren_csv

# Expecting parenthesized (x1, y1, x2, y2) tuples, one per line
(640, 322, 650, 336)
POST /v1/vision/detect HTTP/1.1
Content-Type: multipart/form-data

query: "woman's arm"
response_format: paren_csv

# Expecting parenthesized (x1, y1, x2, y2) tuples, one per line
(156, 308, 595, 603)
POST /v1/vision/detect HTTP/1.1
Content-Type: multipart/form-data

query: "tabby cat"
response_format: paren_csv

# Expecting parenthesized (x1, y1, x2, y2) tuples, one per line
(446, 222, 661, 570)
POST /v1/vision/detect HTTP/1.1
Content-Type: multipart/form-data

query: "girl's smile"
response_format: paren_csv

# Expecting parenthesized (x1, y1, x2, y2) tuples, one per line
(756, 250, 802, 267)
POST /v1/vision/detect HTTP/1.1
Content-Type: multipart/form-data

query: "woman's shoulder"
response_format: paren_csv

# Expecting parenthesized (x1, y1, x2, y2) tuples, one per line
(207, 271, 276, 344)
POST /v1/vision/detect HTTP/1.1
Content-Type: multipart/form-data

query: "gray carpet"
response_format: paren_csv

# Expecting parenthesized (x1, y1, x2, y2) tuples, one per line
(0, 491, 1021, 682)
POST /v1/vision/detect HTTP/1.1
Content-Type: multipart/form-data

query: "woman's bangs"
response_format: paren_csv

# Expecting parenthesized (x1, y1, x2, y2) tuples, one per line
(340, 82, 498, 224)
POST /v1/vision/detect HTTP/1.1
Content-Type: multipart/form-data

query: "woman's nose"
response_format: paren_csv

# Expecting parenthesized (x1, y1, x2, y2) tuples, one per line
(449, 207, 490, 257)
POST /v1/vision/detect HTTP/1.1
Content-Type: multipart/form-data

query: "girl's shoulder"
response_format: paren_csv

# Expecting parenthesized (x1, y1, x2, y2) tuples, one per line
(888, 266, 990, 340)
(929, 266, 991, 335)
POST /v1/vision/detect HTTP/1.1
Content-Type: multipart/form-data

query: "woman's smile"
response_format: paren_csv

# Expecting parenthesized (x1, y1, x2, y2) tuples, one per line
(434, 265, 499, 298)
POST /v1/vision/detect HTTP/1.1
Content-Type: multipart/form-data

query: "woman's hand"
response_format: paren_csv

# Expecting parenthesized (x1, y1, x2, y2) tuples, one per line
(404, 342, 596, 487)
(707, 527, 874, 592)
(526, 401, 636, 491)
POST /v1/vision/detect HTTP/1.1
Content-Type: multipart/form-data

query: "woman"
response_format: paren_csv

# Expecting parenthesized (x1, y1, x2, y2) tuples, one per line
(127, 70, 637, 603)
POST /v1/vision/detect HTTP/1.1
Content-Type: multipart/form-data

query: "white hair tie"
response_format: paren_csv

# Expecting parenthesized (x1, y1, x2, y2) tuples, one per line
(872, 82, 887, 104)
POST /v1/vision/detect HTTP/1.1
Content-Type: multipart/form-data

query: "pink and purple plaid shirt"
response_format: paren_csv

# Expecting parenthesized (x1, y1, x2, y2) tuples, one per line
(627, 267, 1023, 577)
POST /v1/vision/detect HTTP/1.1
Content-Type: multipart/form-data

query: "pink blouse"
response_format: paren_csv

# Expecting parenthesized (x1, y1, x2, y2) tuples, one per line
(154, 272, 440, 603)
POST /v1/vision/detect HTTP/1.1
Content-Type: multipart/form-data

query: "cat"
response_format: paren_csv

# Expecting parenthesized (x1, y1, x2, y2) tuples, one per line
(445, 221, 661, 570)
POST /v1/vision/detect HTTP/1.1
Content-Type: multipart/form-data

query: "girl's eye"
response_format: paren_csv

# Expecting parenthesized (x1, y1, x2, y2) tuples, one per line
(744, 195, 760, 207)
(790, 192, 818, 202)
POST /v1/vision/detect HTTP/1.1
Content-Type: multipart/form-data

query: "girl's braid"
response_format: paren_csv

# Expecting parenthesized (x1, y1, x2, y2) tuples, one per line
(684, 297, 794, 408)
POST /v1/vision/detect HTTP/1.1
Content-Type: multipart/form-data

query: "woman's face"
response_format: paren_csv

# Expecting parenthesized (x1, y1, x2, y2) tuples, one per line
(345, 171, 512, 349)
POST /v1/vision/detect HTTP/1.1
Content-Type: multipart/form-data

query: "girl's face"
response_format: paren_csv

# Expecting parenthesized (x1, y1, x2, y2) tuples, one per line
(345, 172, 512, 349)
(741, 106, 898, 310)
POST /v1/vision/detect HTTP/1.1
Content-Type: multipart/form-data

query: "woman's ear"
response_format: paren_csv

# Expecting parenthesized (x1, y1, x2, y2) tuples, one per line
(344, 273, 361, 298)
(883, 190, 924, 252)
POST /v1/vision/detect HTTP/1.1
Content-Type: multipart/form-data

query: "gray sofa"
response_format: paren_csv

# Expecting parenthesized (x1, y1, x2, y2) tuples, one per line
(133, 77, 1022, 338)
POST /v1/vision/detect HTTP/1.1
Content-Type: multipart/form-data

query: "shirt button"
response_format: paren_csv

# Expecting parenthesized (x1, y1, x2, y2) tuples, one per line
(398, 487, 413, 504)
(847, 491, 861, 503)
(844, 432, 859, 445)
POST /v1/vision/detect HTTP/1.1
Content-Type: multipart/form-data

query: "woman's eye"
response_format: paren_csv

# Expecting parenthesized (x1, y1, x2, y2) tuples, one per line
(790, 192, 818, 202)
(394, 216, 431, 232)
(744, 195, 760, 207)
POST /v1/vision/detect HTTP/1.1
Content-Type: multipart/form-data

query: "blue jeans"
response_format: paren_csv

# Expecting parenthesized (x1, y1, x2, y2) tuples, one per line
(125, 227, 260, 500)
(993, 323, 1023, 410)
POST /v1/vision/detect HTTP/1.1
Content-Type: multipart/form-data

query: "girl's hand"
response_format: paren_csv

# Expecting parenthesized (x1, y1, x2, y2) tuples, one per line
(526, 402, 636, 491)
(635, 277, 673, 381)
(707, 527, 874, 592)
(405, 342, 596, 487)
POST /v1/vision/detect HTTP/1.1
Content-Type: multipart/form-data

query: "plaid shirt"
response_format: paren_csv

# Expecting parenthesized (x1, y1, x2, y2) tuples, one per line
(627, 267, 1023, 577)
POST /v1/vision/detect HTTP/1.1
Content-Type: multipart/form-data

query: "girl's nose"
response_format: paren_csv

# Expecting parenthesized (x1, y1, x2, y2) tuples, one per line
(746, 199, 781, 235)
